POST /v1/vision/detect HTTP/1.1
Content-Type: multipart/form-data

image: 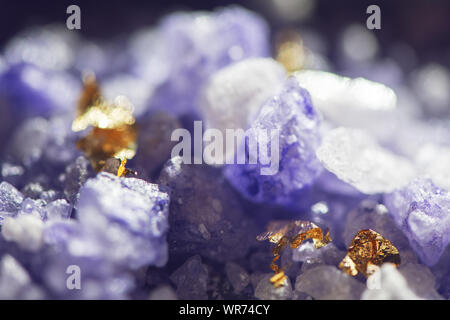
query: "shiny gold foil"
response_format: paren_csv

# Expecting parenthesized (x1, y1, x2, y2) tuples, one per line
(257, 220, 331, 287)
(338, 229, 401, 277)
(73, 75, 138, 172)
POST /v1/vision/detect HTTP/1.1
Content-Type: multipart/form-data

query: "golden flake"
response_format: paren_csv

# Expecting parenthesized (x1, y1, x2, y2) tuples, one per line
(100, 158, 137, 178)
(76, 126, 137, 171)
(270, 271, 287, 288)
(275, 30, 305, 73)
(257, 220, 331, 287)
(72, 74, 138, 173)
(338, 229, 401, 277)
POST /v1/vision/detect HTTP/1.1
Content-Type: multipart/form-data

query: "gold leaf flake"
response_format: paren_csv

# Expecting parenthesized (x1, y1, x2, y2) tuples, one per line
(338, 229, 401, 277)
(257, 220, 331, 287)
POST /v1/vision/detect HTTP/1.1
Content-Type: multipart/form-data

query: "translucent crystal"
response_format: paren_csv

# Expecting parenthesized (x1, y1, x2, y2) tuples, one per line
(149, 285, 177, 300)
(7, 117, 49, 167)
(225, 262, 250, 294)
(0, 255, 44, 299)
(0, 181, 24, 216)
(224, 76, 323, 205)
(2, 214, 44, 252)
(294, 70, 397, 129)
(254, 273, 293, 300)
(158, 156, 256, 262)
(295, 265, 365, 300)
(415, 144, 450, 191)
(76, 172, 170, 268)
(62, 156, 95, 205)
(399, 263, 442, 299)
(316, 127, 416, 194)
(170, 255, 208, 300)
(200, 58, 286, 145)
(0, 64, 80, 117)
(384, 178, 450, 266)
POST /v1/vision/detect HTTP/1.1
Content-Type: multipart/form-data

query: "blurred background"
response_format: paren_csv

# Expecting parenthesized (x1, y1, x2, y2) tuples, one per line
(0, 0, 449, 65)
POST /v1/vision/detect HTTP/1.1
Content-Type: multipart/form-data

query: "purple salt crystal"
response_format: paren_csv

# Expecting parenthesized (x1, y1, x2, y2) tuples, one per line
(43, 116, 82, 166)
(17, 198, 46, 220)
(295, 265, 365, 300)
(62, 156, 95, 205)
(384, 178, 450, 266)
(225, 262, 250, 294)
(0, 254, 45, 299)
(158, 156, 257, 262)
(0, 64, 80, 118)
(4, 25, 77, 72)
(170, 255, 208, 300)
(224, 77, 323, 206)
(45, 199, 72, 220)
(7, 117, 49, 168)
(0, 181, 24, 216)
(21, 182, 46, 199)
(77, 172, 170, 268)
(149, 6, 270, 115)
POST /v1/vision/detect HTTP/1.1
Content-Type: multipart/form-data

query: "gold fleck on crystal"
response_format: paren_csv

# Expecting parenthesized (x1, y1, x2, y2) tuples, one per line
(257, 220, 331, 287)
(76, 126, 137, 171)
(338, 229, 401, 277)
(270, 271, 287, 288)
(72, 97, 136, 132)
(73, 74, 138, 172)
(275, 30, 305, 73)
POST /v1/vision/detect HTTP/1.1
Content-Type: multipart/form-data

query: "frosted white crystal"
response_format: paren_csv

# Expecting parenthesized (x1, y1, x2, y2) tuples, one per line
(2, 215, 44, 251)
(362, 263, 421, 300)
(200, 58, 286, 137)
(316, 127, 416, 194)
(294, 70, 397, 128)
(415, 144, 450, 190)
(0, 255, 44, 299)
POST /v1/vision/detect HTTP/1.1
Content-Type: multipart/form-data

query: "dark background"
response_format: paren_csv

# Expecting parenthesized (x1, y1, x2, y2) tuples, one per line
(0, 0, 449, 65)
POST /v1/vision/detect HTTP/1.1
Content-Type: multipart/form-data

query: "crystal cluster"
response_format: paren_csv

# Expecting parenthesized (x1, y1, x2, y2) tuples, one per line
(384, 178, 450, 266)
(0, 3, 449, 300)
(224, 76, 323, 206)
